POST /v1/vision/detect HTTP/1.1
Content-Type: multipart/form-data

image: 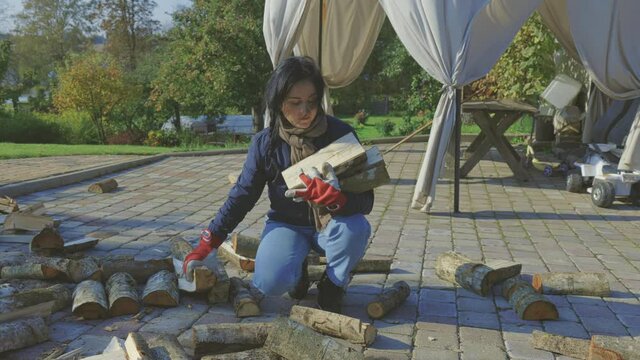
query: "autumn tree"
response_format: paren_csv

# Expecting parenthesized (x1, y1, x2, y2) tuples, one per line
(53, 52, 128, 143)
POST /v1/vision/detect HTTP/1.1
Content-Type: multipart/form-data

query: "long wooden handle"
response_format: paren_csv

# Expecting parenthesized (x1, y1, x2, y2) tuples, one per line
(383, 120, 433, 155)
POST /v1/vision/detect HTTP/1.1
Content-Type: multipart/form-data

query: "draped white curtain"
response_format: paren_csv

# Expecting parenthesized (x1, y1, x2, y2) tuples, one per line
(294, 0, 386, 115)
(263, 0, 310, 67)
(379, 0, 542, 212)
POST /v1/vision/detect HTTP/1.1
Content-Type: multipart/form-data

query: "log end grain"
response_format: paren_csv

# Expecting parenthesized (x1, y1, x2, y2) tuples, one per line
(366, 302, 385, 320)
(521, 299, 559, 321)
(73, 302, 108, 320)
(109, 297, 140, 317)
(532, 273, 544, 293)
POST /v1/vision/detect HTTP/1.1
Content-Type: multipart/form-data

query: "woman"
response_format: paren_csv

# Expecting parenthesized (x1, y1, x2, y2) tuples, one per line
(183, 56, 373, 313)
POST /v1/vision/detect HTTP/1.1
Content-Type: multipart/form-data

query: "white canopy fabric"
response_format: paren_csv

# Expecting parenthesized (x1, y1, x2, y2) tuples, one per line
(379, 0, 542, 212)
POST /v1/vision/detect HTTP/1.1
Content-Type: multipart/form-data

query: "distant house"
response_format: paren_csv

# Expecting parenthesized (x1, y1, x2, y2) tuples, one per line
(162, 115, 254, 135)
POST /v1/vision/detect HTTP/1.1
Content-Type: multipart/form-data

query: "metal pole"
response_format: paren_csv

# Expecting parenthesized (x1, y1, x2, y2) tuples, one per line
(454, 88, 462, 213)
(318, 0, 323, 70)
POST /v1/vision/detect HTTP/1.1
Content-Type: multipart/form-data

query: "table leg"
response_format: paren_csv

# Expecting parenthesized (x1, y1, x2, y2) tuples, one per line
(474, 113, 529, 180)
(461, 112, 518, 177)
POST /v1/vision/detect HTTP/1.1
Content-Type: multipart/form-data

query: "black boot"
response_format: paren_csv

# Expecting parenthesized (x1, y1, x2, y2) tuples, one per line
(288, 259, 309, 300)
(317, 271, 344, 314)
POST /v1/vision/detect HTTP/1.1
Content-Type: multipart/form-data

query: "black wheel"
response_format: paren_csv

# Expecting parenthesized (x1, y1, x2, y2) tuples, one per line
(591, 181, 615, 208)
(630, 182, 640, 207)
(566, 172, 584, 193)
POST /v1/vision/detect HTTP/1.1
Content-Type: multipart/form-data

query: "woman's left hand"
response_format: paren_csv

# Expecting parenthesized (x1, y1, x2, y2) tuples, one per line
(285, 162, 347, 211)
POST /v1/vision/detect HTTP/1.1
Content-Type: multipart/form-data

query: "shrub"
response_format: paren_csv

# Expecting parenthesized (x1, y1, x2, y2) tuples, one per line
(0, 110, 65, 143)
(354, 109, 369, 125)
(376, 119, 395, 137)
(395, 114, 431, 136)
(38, 110, 98, 144)
(144, 130, 180, 147)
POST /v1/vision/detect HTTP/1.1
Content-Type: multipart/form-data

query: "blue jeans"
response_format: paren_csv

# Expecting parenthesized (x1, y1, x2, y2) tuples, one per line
(251, 214, 371, 296)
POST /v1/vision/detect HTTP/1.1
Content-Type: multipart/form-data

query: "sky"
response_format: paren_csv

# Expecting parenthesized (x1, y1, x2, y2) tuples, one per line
(0, 0, 193, 33)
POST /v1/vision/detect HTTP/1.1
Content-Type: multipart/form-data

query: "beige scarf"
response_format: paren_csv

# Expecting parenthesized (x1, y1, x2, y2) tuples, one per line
(278, 114, 331, 231)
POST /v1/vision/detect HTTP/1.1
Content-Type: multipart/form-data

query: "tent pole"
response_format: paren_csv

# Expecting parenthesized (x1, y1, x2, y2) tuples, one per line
(318, 0, 323, 70)
(454, 88, 462, 213)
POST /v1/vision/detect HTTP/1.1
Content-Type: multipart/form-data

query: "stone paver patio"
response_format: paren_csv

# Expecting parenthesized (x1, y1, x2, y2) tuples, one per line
(2, 143, 640, 359)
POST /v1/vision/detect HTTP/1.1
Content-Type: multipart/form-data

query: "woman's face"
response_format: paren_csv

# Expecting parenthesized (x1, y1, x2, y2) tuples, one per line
(281, 80, 319, 129)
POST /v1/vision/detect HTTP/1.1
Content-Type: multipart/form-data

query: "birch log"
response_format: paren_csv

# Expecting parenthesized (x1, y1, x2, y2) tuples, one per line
(193, 323, 272, 358)
(0, 317, 49, 353)
(318, 255, 393, 273)
(30, 226, 64, 253)
(532, 272, 610, 297)
(68, 257, 102, 283)
(101, 256, 173, 283)
(265, 317, 365, 360)
(1, 263, 61, 280)
(106, 272, 140, 316)
(88, 178, 118, 193)
(202, 349, 281, 360)
(290, 305, 377, 345)
(208, 260, 230, 304)
(530, 331, 589, 359)
(0, 284, 72, 314)
(230, 277, 260, 317)
(147, 334, 190, 360)
(502, 277, 558, 320)
(142, 270, 179, 307)
(72, 280, 108, 319)
(366, 281, 411, 319)
(588, 335, 640, 360)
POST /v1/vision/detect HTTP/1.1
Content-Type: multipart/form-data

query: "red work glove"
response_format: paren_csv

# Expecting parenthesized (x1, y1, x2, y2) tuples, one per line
(183, 229, 222, 274)
(285, 162, 347, 211)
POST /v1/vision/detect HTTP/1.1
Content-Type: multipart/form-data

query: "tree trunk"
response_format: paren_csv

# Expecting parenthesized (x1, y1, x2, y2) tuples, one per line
(147, 334, 190, 360)
(588, 335, 640, 360)
(530, 330, 589, 359)
(289, 305, 377, 345)
(72, 280, 108, 319)
(0, 317, 49, 353)
(366, 281, 411, 320)
(192, 323, 272, 358)
(101, 256, 173, 283)
(173, 102, 181, 132)
(142, 270, 179, 307)
(105, 272, 139, 316)
(202, 348, 281, 360)
(265, 318, 365, 360)
(532, 272, 610, 297)
(30, 226, 64, 254)
(88, 179, 119, 194)
(502, 277, 558, 320)
(230, 277, 260, 318)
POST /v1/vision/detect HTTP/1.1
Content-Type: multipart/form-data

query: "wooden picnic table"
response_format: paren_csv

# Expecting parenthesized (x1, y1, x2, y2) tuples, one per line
(460, 99, 537, 180)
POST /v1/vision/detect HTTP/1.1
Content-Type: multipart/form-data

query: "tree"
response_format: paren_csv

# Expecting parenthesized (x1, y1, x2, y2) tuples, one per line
(96, 0, 159, 70)
(150, 0, 271, 123)
(53, 52, 128, 143)
(0, 40, 11, 102)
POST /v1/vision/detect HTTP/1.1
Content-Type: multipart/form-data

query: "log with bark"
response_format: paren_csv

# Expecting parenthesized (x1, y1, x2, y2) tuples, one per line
(588, 335, 640, 360)
(532, 272, 610, 297)
(265, 317, 365, 360)
(202, 349, 281, 360)
(208, 260, 230, 304)
(0, 196, 19, 214)
(230, 277, 260, 318)
(319, 255, 393, 274)
(101, 255, 173, 283)
(72, 279, 108, 319)
(142, 270, 179, 307)
(68, 257, 102, 283)
(3, 212, 55, 232)
(30, 226, 64, 254)
(231, 232, 261, 258)
(366, 281, 411, 320)
(0, 317, 49, 353)
(88, 178, 119, 194)
(0, 284, 71, 314)
(1, 263, 61, 280)
(502, 276, 558, 320)
(171, 237, 217, 292)
(125, 332, 152, 360)
(289, 305, 377, 345)
(147, 334, 190, 360)
(63, 237, 99, 253)
(192, 322, 272, 358)
(435, 251, 522, 296)
(530, 330, 589, 359)
(219, 241, 255, 272)
(105, 272, 140, 316)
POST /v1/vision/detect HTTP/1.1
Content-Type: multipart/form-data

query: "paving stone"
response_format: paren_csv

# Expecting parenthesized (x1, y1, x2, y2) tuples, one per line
(411, 348, 460, 360)
(458, 311, 500, 330)
(139, 304, 208, 335)
(505, 340, 554, 360)
(66, 335, 116, 357)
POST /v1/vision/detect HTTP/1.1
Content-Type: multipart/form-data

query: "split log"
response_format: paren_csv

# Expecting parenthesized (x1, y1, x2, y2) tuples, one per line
(101, 256, 173, 283)
(340, 160, 390, 193)
(72, 280, 108, 319)
(0, 300, 55, 324)
(0, 196, 19, 214)
(282, 132, 367, 189)
(208, 260, 230, 304)
(147, 334, 190, 360)
(308, 265, 325, 282)
(231, 233, 261, 258)
(0, 317, 49, 353)
(366, 281, 411, 320)
(171, 237, 217, 292)
(219, 241, 255, 272)
(290, 305, 377, 345)
(588, 335, 640, 360)
(4, 212, 54, 231)
(265, 317, 365, 360)
(530, 330, 589, 359)
(319, 255, 393, 273)
(202, 349, 281, 360)
(1, 263, 61, 280)
(532, 272, 610, 297)
(64, 237, 99, 253)
(142, 270, 179, 307)
(125, 332, 152, 360)
(435, 251, 522, 296)
(68, 257, 101, 283)
(30, 226, 64, 253)
(105, 272, 140, 316)
(502, 277, 558, 320)
(230, 277, 260, 318)
(192, 322, 272, 358)
(0, 284, 71, 314)
(88, 178, 118, 194)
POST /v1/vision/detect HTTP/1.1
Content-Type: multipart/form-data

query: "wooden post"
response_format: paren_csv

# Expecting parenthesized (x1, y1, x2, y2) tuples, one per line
(0, 317, 49, 353)
(502, 277, 558, 320)
(142, 270, 180, 307)
(530, 331, 589, 360)
(171, 237, 217, 292)
(30, 226, 64, 253)
(105, 272, 140, 316)
(192, 323, 272, 358)
(265, 317, 365, 360)
(366, 281, 410, 320)
(230, 277, 260, 318)
(219, 241, 255, 272)
(454, 88, 462, 213)
(532, 272, 610, 297)
(290, 305, 377, 345)
(72, 280, 108, 319)
(588, 335, 640, 360)
(88, 178, 118, 193)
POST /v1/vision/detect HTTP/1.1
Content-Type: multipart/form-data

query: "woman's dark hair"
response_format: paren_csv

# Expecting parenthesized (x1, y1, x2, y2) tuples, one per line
(263, 56, 325, 171)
